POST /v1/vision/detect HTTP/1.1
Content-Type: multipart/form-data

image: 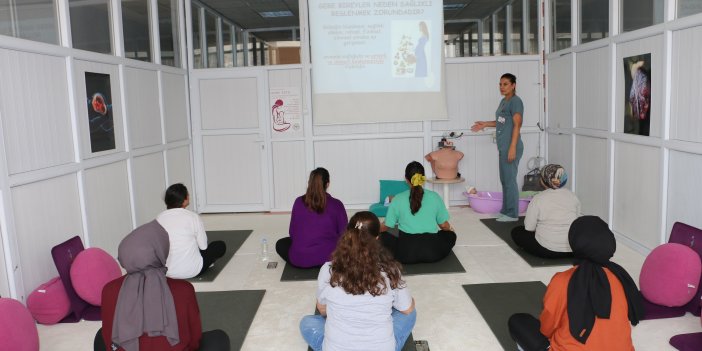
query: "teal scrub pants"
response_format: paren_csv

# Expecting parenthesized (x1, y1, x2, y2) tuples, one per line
(498, 147, 523, 218)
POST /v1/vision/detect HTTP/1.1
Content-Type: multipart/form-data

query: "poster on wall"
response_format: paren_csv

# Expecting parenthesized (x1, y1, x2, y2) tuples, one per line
(623, 53, 651, 136)
(85, 72, 116, 152)
(269, 87, 302, 136)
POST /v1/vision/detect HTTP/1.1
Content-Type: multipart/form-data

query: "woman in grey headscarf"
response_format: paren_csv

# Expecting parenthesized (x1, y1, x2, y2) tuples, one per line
(510, 164, 581, 258)
(96, 220, 229, 351)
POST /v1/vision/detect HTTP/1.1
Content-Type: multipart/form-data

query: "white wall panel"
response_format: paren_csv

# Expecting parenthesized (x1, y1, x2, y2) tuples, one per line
(272, 141, 307, 209)
(615, 35, 663, 137)
(131, 152, 166, 225)
(546, 133, 573, 175)
(199, 78, 259, 130)
(0, 49, 74, 174)
(166, 146, 193, 194)
(0, 227, 9, 297)
(671, 26, 702, 143)
(12, 174, 83, 295)
(666, 150, 702, 238)
(574, 136, 608, 219)
(612, 142, 661, 249)
(202, 134, 263, 205)
(547, 54, 573, 129)
(162, 72, 189, 142)
(314, 138, 424, 205)
(125, 67, 162, 149)
(576, 47, 610, 131)
(73, 60, 126, 158)
(434, 60, 541, 131)
(314, 122, 423, 135)
(83, 161, 132, 257)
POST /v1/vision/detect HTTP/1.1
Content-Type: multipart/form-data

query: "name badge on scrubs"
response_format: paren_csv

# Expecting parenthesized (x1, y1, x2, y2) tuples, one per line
(497, 116, 506, 124)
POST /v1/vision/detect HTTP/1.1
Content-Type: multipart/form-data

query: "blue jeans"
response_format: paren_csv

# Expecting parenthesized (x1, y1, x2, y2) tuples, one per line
(300, 309, 417, 351)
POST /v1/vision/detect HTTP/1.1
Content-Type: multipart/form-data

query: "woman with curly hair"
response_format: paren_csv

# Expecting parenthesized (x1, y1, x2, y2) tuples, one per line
(299, 211, 416, 351)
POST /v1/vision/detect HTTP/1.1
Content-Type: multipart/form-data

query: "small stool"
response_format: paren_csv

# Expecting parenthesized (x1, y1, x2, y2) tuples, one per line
(426, 177, 465, 208)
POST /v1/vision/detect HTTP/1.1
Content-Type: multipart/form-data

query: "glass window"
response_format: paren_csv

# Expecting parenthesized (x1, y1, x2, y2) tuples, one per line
(622, 0, 664, 32)
(2, 0, 60, 44)
(122, 0, 152, 62)
(677, 0, 702, 18)
(250, 30, 300, 65)
(235, 28, 245, 67)
(70, 0, 111, 53)
(528, 0, 538, 54)
(580, 0, 608, 44)
(191, 3, 202, 68)
(494, 9, 506, 55)
(464, 24, 479, 57)
(158, 0, 180, 67)
(511, 0, 524, 54)
(222, 22, 233, 67)
(483, 16, 493, 55)
(204, 11, 218, 67)
(551, 0, 571, 51)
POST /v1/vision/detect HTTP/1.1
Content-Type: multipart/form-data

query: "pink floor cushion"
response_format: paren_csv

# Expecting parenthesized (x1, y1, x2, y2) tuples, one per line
(69, 248, 121, 306)
(26, 277, 71, 325)
(640, 243, 702, 307)
(0, 297, 40, 351)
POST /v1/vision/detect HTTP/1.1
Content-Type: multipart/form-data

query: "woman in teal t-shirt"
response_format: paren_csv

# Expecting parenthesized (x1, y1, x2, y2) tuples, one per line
(380, 161, 457, 263)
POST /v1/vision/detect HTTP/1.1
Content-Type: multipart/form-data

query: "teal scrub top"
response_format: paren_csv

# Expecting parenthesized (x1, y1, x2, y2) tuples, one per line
(385, 189, 450, 234)
(495, 95, 524, 153)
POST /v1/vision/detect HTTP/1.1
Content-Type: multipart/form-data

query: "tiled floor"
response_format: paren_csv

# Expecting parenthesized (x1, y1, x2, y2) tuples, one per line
(38, 207, 700, 350)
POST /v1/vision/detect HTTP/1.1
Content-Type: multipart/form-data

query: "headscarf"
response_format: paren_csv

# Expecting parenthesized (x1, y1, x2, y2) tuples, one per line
(540, 164, 568, 189)
(566, 216, 644, 344)
(112, 220, 179, 351)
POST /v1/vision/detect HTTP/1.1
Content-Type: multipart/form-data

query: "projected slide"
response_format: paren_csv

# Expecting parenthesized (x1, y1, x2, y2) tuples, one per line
(309, 0, 448, 124)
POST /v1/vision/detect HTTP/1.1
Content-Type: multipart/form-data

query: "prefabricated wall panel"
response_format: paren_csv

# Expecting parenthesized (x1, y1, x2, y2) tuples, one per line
(671, 26, 702, 143)
(576, 46, 610, 131)
(666, 150, 702, 239)
(574, 135, 609, 220)
(131, 152, 167, 226)
(0, 49, 74, 174)
(202, 134, 264, 205)
(162, 72, 190, 142)
(547, 54, 573, 129)
(546, 133, 573, 180)
(83, 161, 133, 257)
(612, 142, 661, 250)
(124, 67, 163, 149)
(272, 141, 307, 209)
(199, 77, 259, 130)
(166, 146, 194, 194)
(11, 174, 83, 296)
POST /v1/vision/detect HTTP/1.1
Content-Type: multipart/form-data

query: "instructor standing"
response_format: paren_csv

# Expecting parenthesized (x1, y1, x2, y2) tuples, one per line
(471, 73, 523, 222)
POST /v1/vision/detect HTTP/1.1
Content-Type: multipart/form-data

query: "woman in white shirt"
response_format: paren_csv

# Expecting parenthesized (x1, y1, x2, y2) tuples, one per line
(511, 164, 581, 258)
(300, 211, 416, 351)
(157, 183, 226, 279)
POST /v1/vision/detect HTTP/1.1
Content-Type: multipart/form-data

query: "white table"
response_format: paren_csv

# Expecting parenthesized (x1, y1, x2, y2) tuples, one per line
(426, 177, 465, 208)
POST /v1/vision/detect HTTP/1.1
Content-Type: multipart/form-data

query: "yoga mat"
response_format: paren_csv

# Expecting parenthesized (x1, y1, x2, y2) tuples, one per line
(188, 230, 253, 282)
(480, 218, 573, 267)
(306, 309, 415, 351)
(281, 250, 466, 282)
(463, 281, 546, 351)
(196, 290, 265, 351)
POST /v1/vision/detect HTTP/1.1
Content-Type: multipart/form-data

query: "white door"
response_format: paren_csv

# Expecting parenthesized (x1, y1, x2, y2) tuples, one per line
(190, 68, 271, 212)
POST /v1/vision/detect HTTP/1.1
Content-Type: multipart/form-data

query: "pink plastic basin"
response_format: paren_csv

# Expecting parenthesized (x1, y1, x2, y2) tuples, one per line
(467, 191, 531, 214)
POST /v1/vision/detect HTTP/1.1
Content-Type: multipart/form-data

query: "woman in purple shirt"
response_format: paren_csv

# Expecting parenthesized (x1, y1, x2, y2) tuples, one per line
(276, 167, 348, 268)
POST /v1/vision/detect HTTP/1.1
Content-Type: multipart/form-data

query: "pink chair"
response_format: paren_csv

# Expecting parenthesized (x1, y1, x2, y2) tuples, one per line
(0, 297, 40, 351)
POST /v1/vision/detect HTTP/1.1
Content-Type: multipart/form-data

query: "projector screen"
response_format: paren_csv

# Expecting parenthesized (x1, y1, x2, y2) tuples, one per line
(309, 0, 448, 124)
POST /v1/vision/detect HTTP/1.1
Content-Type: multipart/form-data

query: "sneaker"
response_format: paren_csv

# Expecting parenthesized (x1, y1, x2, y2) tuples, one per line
(496, 215, 518, 222)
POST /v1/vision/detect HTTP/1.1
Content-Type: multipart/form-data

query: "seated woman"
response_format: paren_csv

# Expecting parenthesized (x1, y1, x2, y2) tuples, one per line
(511, 164, 580, 258)
(507, 216, 644, 351)
(97, 220, 229, 351)
(157, 183, 226, 279)
(299, 211, 416, 351)
(380, 161, 456, 264)
(276, 167, 348, 268)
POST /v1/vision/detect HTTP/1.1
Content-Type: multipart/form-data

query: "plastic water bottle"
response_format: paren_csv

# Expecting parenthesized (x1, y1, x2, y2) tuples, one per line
(261, 238, 269, 261)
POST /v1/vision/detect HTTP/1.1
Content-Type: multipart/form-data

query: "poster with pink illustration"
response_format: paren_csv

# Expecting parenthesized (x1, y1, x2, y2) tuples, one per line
(623, 53, 651, 136)
(269, 87, 302, 137)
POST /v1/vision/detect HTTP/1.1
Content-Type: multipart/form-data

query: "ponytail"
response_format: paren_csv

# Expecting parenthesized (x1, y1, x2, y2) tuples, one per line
(304, 167, 330, 213)
(404, 161, 426, 215)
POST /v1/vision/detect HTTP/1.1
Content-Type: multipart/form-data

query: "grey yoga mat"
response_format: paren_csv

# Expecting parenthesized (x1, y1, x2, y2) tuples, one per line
(188, 230, 253, 282)
(195, 289, 265, 351)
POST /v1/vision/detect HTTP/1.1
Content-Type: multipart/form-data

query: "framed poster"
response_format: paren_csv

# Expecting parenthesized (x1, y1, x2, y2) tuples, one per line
(269, 86, 303, 137)
(623, 54, 651, 136)
(85, 72, 116, 152)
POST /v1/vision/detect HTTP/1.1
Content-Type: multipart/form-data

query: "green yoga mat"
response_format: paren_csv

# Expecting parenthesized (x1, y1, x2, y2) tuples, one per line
(479, 218, 573, 267)
(306, 309, 415, 351)
(463, 281, 547, 351)
(188, 230, 253, 282)
(281, 250, 465, 282)
(196, 290, 265, 351)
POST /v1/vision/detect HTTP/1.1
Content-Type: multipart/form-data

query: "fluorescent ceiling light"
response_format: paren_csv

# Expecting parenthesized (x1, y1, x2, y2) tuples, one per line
(443, 4, 466, 10)
(259, 10, 293, 18)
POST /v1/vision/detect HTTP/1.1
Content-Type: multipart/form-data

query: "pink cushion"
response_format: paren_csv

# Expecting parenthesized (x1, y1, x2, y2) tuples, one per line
(26, 277, 70, 325)
(69, 248, 121, 306)
(0, 298, 39, 351)
(640, 243, 702, 307)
